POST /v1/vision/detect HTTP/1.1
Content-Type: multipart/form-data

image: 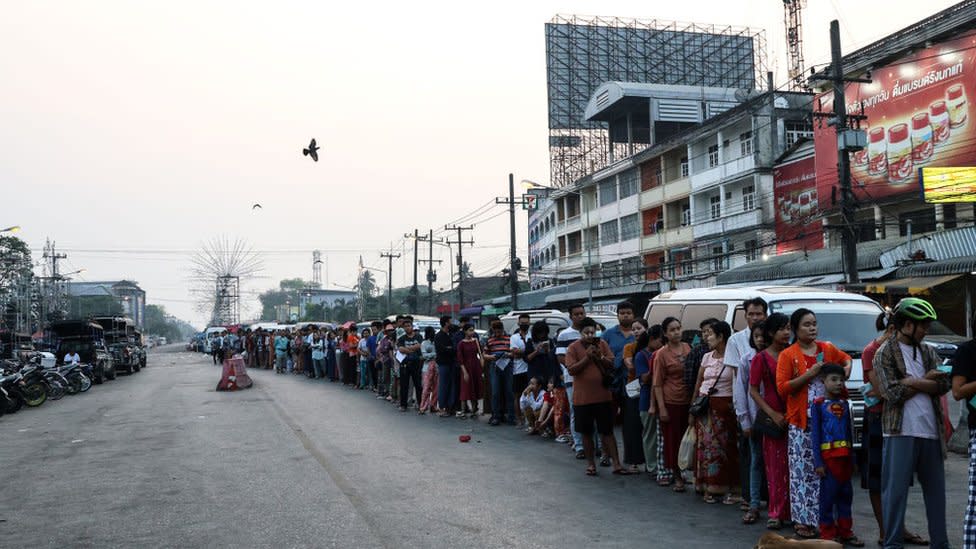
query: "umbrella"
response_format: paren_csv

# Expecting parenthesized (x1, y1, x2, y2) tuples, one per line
(340, 321, 356, 330)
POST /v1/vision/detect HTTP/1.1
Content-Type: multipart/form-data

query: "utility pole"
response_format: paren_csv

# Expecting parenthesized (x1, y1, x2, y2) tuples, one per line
(827, 19, 868, 284)
(444, 225, 474, 312)
(417, 229, 443, 315)
(380, 246, 400, 316)
(495, 173, 533, 311)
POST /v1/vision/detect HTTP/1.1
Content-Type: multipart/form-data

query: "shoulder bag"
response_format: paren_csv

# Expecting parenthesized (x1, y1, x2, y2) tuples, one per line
(751, 352, 786, 438)
(689, 359, 727, 417)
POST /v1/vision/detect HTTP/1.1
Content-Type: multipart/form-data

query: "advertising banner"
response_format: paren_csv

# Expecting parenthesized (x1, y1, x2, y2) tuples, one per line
(919, 167, 976, 202)
(814, 31, 976, 204)
(773, 154, 824, 254)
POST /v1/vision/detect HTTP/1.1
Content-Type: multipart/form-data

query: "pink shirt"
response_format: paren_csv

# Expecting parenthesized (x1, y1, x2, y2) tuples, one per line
(698, 351, 734, 397)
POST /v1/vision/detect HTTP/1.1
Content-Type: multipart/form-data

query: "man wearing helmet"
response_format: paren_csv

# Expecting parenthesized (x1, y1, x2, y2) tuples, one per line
(874, 298, 952, 549)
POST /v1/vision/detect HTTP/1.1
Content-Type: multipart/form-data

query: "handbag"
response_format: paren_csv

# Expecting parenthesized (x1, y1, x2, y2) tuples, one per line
(689, 361, 728, 417)
(752, 353, 786, 438)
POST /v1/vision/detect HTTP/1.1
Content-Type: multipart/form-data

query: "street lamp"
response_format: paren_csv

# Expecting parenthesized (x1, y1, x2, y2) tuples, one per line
(523, 179, 594, 310)
(0, 225, 21, 234)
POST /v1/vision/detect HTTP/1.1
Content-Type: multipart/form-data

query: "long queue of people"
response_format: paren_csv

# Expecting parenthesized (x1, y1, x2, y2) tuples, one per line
(213, 297, 975, 549)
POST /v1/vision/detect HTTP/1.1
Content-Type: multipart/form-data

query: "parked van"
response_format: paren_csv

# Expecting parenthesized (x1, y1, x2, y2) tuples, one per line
(644, 285, 885, 447)
(203, 326, 227, 354)
(499, 309, 620, 335)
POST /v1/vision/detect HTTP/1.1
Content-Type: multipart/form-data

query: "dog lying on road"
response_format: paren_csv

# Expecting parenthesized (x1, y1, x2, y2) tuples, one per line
(754, 532, 843, 549)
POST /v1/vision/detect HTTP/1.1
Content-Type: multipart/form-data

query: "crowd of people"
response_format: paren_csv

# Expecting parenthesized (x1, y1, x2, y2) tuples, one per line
(209, 296, 976, 549)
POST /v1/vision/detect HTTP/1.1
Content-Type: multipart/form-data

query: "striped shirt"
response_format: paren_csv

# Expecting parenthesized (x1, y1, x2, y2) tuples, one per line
(485, 335, 512, 370)
(556, 327, 580, 383)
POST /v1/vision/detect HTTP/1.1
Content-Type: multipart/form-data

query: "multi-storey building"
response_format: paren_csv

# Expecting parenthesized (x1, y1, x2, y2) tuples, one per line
(529, 85, 813, 304)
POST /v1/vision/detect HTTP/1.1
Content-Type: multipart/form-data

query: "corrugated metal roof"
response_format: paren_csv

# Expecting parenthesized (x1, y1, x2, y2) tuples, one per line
(880, 226, 976, 268)
(717, 238, 908, 285)
(895, 257, 976, 277)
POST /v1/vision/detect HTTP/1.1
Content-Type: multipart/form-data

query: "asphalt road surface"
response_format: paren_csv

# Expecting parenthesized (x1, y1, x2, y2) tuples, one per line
(0, 348, 968, 548)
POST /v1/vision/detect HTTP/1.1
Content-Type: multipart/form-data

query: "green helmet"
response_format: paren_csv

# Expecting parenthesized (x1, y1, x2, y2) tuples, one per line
(893, 297, 937, 322)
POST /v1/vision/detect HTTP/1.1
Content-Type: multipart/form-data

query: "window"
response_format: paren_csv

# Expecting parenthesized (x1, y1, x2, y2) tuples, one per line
(742, 185, 755, 211)
(598, 180, 617, 205)
(680, 157, 689, 178)
(785, 121, 814, 148)
(709, 195, 721, 220)
(739, 131, 753, 156)
(711, 245, 725, 272)
(584, 227, 598, 250)
(681, 203, 691, 226)
(708, 144, 719, 168)
(600, 220, 619, 246)
(745, 239, 759, 262)
(618, 169, 639, 199)
(681, 304, 729, 342)
(620, 213, 640, 241)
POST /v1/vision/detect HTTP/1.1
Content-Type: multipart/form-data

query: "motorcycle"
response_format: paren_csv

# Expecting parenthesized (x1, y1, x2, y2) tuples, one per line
(8, 365, 47, 407)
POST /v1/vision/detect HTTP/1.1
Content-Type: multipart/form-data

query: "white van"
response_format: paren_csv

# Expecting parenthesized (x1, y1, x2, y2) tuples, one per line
(499, 309, 620, 336)
(644, 285, 884, 447)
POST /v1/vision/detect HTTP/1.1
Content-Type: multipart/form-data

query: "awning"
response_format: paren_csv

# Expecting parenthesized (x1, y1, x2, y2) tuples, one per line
(482, 305, 511, 316)
(849, 274, 962, 295)
(459, 306, 483, 316)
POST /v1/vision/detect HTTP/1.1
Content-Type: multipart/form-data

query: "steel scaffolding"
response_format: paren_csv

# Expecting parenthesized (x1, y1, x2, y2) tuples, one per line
(212, 275, 240, 326)
(546, 14, 768, 187)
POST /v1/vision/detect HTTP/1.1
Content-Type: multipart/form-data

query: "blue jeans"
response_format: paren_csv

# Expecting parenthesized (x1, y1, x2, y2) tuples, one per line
(359, 359, 370, 388)
(312, 358, 325, 378)
(490, 363, 514, 423)
(742, 432, 764, 510)
(566, 383, 600, 452)
(881, 436, 948, 549)
(437, 363, 455, 410)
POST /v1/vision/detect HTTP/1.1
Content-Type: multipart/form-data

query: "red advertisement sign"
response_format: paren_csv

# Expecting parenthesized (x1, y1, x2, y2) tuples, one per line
(814, 31, 976, 203)
(773, 154, 824, 254)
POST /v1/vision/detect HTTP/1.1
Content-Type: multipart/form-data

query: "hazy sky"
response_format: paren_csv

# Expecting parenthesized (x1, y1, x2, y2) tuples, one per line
(0, 0, 958, 327)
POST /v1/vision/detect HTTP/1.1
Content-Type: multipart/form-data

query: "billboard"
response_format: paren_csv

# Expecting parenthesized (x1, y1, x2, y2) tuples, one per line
(919, 167, 976, 203)
(814, 30, 976, 204)
(773, 154, 824, 254)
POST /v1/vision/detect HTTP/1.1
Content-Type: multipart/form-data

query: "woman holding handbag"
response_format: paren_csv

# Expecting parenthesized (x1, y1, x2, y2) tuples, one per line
(690, 320, 739, 504)
(749, 313, 791, 530)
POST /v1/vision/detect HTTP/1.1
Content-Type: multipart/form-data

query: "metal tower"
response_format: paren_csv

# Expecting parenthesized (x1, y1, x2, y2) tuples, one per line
(783, 0, 807, 91)
(312, 250, 322, 286)
(211, 275, 240, 326)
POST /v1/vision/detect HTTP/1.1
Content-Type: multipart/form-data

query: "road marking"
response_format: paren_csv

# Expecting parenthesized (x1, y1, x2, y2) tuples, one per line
(71, 439, 84, 444)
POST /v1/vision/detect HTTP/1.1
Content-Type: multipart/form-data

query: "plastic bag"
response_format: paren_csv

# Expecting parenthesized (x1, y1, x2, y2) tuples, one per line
(677, 425, 696, 471)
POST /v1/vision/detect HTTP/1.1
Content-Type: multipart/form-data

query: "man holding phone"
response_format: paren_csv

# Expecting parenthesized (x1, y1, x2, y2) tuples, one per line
(874, 298, 951, 549)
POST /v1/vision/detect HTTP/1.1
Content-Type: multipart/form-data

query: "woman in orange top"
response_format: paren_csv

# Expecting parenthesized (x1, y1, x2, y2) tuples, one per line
(775, 308, 851, 539)
(653, 317, 692, 491)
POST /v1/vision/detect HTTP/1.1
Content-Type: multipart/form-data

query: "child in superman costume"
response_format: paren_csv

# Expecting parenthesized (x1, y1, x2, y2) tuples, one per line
(810, 363, 865, 546)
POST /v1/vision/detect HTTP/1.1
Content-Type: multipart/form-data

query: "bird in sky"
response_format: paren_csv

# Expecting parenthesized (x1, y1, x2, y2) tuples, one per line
(303, 138, 319, 162)
(252, 204, 262, 210)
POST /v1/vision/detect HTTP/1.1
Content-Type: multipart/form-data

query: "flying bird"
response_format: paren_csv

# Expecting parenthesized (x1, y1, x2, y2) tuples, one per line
(303, 138, 319, 162)
(252, 204, 262, 210)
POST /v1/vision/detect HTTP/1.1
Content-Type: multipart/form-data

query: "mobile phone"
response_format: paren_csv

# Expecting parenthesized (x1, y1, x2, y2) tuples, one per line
(936, 364, 952, 374)
(816, 352, 824, 363)
(970, 394, 976, 410)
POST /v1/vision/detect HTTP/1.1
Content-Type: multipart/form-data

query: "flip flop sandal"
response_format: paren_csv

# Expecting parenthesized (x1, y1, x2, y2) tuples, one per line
(612, 468, 635, 475)
(794, 525, 817, 539)
(742, 510, 759, 524)
(703, 494, 719, 504)
(841, 536, 865, 547)
(723, 495, 741, 505)
(585, 465, 597, 476)
(599, 457, 611, 467)
(766, 519, 782, 530)
(903, 533, 929, 546)
(672, 483, 687, 493)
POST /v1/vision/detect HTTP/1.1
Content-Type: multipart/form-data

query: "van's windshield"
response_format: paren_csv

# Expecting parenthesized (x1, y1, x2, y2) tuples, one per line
(768, 300, 882, 355)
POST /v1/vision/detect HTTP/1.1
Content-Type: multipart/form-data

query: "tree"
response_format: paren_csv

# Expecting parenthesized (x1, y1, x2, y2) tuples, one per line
(257, 278, 319, 321)
(0, 235, 33, 332)
(460, 261, 474, 281)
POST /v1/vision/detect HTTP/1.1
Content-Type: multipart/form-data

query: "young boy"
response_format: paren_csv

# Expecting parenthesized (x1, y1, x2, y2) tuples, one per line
(519, 377, 545, 434)
(811, 363, 864, 546)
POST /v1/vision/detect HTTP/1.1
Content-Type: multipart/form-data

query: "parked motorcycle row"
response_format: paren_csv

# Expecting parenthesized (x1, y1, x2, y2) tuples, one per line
(0, 350, 144, 418)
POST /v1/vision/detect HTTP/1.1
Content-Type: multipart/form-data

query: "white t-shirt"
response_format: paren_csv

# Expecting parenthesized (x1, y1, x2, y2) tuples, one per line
(556, 326, 581, 383)
(726, 328, 758, 429)
(887, 341, 938, 440)
(64, 353, 80, 364)
(510, 331, 529, 375)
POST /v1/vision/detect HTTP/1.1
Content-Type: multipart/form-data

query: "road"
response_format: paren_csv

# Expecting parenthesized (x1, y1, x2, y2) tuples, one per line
(0, 348, 968, 548)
